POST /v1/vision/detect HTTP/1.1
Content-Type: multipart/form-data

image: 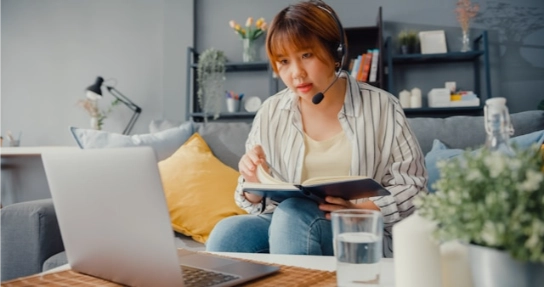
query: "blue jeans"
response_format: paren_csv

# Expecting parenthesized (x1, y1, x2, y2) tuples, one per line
(206, 198, 334, 255)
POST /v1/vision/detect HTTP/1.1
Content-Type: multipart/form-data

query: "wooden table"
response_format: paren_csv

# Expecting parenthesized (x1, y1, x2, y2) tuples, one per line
(44, 251, 397, 286)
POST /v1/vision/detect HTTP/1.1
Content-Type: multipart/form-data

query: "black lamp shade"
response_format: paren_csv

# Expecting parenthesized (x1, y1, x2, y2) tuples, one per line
(86, 76, 105, 100)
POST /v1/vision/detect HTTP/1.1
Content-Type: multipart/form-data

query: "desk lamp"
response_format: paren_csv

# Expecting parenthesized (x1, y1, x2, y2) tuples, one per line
(85, 76, 142, 135)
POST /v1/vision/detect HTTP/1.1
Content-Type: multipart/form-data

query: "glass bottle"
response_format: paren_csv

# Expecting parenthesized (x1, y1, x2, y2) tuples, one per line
(484, 98, 514, 155)
(461, 30, 471, 52)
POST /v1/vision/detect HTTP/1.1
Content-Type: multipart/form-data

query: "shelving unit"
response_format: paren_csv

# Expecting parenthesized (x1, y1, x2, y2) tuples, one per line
(385, 31, 491, 117)
(185, 47, 279, 122)
(344, 7, 384, 89)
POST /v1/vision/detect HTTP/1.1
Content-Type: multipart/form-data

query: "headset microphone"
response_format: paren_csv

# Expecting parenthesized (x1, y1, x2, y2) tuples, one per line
(312, 71, 341, 104)
(312, 5, 346, 105)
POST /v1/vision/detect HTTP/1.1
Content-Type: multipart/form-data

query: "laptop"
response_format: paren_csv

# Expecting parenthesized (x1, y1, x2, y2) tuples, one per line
(42, 147, 279, 287)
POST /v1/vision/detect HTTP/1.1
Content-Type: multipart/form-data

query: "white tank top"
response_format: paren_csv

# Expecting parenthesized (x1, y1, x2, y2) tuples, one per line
(301, 130, 352, 182)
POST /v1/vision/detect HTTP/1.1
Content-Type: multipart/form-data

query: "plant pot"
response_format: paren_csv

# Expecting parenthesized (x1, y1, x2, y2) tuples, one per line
(400, 44, 417, 54)
(469, 244, 544, 287)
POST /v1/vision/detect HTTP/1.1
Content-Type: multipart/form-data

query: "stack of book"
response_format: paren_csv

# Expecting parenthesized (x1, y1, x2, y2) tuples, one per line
(349, 49, 380, 83)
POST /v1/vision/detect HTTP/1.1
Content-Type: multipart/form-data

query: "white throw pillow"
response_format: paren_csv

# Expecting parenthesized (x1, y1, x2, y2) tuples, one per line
(149, 119, 183, 134)
(70, 122, 194, 161)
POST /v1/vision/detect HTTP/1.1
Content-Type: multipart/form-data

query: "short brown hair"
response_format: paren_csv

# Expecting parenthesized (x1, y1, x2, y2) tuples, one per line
(266, 0, 347, 74)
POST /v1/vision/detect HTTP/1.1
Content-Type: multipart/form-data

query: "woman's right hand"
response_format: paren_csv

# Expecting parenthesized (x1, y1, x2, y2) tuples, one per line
(239, 145, 266, 203)
(239, 145, 266, 182)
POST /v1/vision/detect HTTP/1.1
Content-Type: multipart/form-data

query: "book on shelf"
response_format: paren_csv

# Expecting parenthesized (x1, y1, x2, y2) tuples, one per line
(368, 49, 380, 82)
(350, 55, 362, 78)
(359, 52, 373, 82)
(242, 165, 390, 203)
(356, 52, 367, 81)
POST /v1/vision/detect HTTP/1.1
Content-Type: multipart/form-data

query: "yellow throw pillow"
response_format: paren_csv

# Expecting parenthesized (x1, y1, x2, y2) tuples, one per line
(158, 133, 246, 243)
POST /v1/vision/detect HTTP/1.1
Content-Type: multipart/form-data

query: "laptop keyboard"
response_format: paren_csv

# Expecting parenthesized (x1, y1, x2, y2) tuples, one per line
(180, 265, 240, 287)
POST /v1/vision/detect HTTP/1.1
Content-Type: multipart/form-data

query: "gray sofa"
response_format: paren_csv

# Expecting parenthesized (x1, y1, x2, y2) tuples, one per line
(2, 110, 543, 282)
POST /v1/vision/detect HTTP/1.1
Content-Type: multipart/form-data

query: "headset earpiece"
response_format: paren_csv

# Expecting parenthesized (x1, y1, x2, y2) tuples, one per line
(312, 4, 347, 104)
(317, 5, 346, 69)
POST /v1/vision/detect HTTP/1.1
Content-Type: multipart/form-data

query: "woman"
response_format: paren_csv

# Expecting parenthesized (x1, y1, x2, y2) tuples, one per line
(206, 0, 427, 257)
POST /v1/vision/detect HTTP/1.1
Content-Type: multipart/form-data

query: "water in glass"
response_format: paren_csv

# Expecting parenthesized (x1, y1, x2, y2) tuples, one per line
(336, 232, 382, 286)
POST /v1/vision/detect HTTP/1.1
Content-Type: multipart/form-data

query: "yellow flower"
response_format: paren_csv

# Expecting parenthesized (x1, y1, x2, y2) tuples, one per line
(256, 17, 265, 28)
(228, 17, 267, 40)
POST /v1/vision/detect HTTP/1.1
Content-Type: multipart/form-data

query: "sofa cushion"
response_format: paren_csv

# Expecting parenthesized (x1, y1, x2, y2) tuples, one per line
(408, 110, 544, 154)
(70, 122, 194, 161)
(158, 133, 247, 244)
(194, 122, 252, 170)
(425, 130, 544, 193)
(1, 199, 65, 281)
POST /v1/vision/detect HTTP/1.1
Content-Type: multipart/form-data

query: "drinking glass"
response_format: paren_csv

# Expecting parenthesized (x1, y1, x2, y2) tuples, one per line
(331, 209, 383, 287)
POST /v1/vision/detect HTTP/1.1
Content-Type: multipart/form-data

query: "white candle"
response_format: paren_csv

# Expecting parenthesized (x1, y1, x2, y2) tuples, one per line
(393, 212, 442, 287)
(440, 241, 473, 287)
(410, 87, 422, 108)
(399, 90, 411, 108)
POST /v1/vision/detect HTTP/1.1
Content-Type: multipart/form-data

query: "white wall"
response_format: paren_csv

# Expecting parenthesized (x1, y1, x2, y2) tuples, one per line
(1, 0, 193, 146)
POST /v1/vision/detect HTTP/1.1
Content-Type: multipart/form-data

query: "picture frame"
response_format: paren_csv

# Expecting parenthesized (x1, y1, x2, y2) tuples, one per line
(419, 30, 448, 54)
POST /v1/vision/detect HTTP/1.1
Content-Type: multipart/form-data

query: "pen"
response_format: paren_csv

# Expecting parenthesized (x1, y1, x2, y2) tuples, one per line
(264, 160, 288, 182)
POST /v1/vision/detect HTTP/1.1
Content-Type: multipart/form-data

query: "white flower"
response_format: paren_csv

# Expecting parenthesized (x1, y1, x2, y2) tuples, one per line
(525, 219, 544, 250)
(509, 158, 522, 172)
(481, 221, 499, 246)
(484, 153, 506, 178)
(466, 169, 483, 181)
(518, 170, 543, 192)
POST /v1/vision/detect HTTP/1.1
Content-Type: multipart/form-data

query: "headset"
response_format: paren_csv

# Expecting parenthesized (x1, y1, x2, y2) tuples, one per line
(312, 4, 346, 104)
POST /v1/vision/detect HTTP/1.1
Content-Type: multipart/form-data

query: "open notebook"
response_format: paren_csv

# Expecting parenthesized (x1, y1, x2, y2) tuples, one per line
(243, 165, 390, 203)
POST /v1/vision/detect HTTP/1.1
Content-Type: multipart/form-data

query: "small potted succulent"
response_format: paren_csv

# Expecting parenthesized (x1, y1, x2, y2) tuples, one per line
(398, 30, 419, 54)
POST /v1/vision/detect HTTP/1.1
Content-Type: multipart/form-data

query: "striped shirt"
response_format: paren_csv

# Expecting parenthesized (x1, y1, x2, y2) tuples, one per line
(235, 72, 428, 230)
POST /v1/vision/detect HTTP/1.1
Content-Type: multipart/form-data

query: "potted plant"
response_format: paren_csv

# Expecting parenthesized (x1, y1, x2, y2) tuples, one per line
(455, 0, 479, 52)
(415, 145, 544, 287)
(228, 17, 267, 62)
(197, 48, 227, 121)
(398, 30, 419, 54)
(77, 98, 120, 130)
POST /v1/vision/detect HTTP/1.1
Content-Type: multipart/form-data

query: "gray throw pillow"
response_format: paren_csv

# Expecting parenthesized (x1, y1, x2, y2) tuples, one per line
(70, 122, 194, 161)
(194, 122, 252, 169)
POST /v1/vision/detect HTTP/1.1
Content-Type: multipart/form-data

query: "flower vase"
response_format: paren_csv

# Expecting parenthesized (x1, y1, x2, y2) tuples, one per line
(461, 30, 471, 52)
(469, 244, 544, 287)
(90, 117, 99, 130)
(242, 38, 257, 62)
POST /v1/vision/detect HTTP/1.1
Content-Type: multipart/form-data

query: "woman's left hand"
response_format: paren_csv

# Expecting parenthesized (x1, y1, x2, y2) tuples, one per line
(319, 196, 380, 219)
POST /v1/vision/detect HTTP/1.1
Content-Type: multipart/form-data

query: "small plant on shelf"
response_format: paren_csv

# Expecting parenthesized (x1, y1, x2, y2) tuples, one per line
(197, 48, 227, 121)
(398, 30, 419, 54)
